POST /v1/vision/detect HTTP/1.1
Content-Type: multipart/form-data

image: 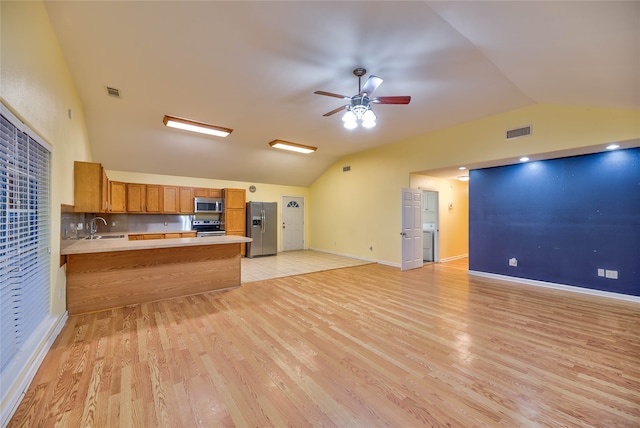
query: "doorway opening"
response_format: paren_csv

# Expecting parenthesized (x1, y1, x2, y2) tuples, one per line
(422, 190, 439, 262)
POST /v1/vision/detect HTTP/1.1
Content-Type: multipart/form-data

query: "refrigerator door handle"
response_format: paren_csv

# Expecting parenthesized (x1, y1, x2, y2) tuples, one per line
(261, 210, 265, 234)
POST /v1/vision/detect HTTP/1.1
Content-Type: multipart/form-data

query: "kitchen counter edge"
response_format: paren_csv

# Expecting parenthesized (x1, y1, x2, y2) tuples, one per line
(61, 235, 252, 255)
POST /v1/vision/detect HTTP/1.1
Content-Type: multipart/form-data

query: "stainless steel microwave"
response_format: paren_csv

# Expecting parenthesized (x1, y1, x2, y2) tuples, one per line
(194, 197, 223, 213)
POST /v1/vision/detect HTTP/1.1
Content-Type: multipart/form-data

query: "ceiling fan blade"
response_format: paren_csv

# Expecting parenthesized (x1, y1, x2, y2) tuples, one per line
(322, 105, 347, 117)
(314, 90, 350, 100)
(359, 75, 383, 96)
(371, 96, 411, 105)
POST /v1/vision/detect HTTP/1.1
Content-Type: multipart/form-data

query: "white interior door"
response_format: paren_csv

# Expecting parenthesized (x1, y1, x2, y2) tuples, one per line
(401, 188, 423, 271)
(282, 196, 304, 251)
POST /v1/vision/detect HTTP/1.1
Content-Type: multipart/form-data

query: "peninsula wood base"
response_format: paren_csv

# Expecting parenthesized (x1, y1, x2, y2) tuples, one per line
(66, 243, 241, 315)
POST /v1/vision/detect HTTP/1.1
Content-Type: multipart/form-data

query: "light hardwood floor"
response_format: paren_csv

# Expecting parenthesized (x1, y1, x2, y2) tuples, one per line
(8, 259, 640, 427)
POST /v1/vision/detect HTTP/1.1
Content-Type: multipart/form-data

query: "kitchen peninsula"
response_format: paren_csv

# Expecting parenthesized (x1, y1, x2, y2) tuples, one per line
(62, 234, 251, 315)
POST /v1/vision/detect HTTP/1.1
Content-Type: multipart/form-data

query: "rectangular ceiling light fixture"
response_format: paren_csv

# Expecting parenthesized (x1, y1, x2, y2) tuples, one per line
(163, 115, 233, 138)
(268, 140, 317, 154)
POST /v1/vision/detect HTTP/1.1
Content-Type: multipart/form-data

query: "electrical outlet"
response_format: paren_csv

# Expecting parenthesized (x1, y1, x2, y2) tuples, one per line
(77, 222, 83, 230)
(508, 258, 518, 267)
(605, 270, 618, 279)
(597, 268, 605, 277)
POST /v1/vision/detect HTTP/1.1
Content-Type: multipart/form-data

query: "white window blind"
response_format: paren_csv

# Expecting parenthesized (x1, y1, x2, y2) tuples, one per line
(0, 105, 51, 391)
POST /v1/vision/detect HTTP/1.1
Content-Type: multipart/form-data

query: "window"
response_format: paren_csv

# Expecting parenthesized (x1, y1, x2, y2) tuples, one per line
(0, 104, 51, 404)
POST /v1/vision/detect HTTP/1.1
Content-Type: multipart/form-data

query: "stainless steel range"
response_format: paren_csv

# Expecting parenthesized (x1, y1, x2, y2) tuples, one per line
(192, 219, 225, 237)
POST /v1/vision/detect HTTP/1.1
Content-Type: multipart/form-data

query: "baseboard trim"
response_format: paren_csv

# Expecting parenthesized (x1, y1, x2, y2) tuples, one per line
(308, 247, 378, 264)
(468, 270, 640, 304)
(439, 253, 469, 263)
(1, 311, 68, 427)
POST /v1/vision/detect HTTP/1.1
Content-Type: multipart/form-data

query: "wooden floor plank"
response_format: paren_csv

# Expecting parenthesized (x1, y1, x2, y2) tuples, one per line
(8, 260, 640, 427)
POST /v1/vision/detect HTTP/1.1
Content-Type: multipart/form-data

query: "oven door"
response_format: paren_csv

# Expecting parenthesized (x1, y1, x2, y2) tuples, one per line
(196, 230, 226, 237)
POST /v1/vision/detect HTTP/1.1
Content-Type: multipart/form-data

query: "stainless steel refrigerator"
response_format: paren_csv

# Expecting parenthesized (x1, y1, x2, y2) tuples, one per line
(246, 202, 277, 258)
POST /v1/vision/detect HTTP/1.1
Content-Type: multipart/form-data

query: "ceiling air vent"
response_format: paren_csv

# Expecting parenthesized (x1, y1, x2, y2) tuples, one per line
(343, 166, 351, 172)
(506, 125, 531, 140)
(106, 86, 121, 98)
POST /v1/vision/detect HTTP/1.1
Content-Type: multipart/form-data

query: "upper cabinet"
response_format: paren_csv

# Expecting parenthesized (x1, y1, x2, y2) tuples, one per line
(224, 188, 245, 209)
(162, 186, 179, 213)
(194, 187, 222, 198)
(109, 181, 127, 212)
(74, 161, 108, 213)
(73, 162, 225, 215)
(161, 186, 194, 214)
(145, 184, 163, 213)
(126, 183, 146, 213)
(178, 187, 195, 214)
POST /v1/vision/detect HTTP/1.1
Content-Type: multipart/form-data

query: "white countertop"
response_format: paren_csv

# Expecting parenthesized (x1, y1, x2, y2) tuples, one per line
(61, 234, 252, 255)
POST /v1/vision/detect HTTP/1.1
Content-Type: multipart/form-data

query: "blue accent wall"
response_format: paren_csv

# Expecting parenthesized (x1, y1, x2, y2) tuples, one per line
(469, 148, 640, 296)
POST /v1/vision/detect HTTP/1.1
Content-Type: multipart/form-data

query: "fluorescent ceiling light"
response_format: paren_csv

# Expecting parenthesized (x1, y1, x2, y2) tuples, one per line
(163, 115, 232, 137)
(269, 140, 317, 154)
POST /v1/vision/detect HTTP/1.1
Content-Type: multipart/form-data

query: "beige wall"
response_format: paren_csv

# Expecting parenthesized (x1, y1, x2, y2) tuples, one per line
(107, 170, 309, 251)
(1, 0, 92, 412)
(1, 1, 92, 316)
(309, 104, 639, 265)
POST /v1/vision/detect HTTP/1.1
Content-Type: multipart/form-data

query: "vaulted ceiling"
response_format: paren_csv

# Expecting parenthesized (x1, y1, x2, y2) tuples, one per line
(44, 1, 640, 187)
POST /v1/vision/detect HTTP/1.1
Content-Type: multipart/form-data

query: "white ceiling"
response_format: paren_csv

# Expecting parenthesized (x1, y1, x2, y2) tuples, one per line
(44, 1, 640, 187)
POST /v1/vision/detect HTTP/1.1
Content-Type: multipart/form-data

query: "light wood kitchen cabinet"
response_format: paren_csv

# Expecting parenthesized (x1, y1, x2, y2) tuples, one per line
(143, 234, 165, 240)
(178, 187, 195, 213)
(194, 188, 223, 198)
(166, 232, 197, 239)
(162, 186, 179, 213)
(126, 183, 146, 213)
(145, 184, 163, 213)
(128, 232, 197, 240)
(109, 181, 127, 212)
(223, 188, 246, 255)
(101, 168, 109, 212)
(74, 161, 109, 213)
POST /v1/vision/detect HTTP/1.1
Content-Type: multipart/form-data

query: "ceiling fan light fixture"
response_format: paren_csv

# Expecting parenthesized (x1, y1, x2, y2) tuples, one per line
(343, 120, 357, 130)
(268, 139, 317, 154)
(362, 119, 376, 129)
(342, 109, 356, 123)
(315, 68, 409, 128)
(163, 115, 232, 138)
(362, 108, 376, 122)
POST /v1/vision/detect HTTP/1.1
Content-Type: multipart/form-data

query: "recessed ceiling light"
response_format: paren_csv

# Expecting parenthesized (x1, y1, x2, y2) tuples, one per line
(268, 140, 317, 154)
(458, 166, 467, 170)
(606, 144, 620, 150)
(520, 157, 530, 162)
(163, 115, 232, 138)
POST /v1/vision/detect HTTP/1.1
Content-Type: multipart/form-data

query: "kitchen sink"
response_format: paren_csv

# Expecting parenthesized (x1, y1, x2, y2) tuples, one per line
(84, 234, 126, 240)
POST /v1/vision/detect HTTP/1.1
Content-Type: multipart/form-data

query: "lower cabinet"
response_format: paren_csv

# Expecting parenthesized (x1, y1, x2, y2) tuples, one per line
(128, 232, 197, 241)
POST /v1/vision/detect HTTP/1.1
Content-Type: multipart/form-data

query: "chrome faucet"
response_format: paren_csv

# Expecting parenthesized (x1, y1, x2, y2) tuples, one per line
(90, 216, 108, 238)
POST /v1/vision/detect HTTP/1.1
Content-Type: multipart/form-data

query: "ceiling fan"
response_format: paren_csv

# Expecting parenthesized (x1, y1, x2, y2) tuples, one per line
(314, 67, 411, 129)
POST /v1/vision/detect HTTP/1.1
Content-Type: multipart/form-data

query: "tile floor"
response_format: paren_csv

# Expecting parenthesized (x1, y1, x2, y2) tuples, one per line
(241, 249, 372, 283)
